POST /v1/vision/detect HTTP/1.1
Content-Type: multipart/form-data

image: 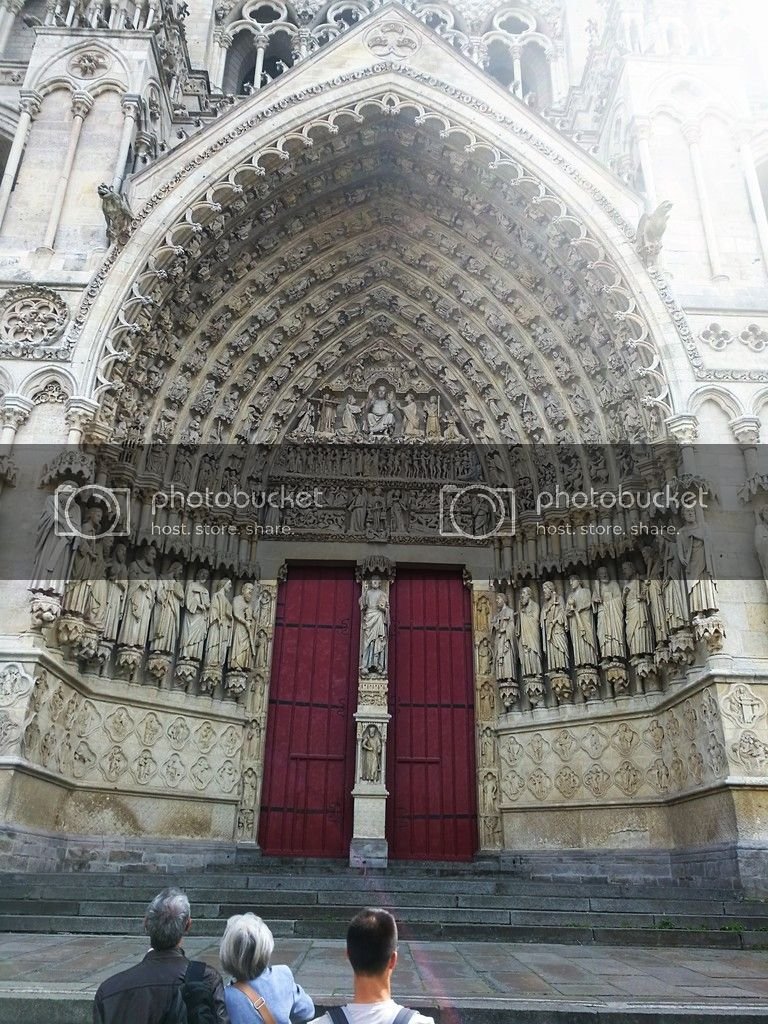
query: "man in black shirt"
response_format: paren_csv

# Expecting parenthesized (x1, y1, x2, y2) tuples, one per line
(93, 886, 229, 1024)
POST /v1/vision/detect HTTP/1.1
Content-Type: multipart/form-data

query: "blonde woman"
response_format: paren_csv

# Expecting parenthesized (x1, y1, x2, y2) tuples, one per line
(220, 913, 314, 1024)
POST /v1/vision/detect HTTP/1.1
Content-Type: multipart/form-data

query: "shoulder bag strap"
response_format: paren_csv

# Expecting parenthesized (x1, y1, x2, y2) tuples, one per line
(185, 961, 207, 983)
(233, 982, 277, 1024)
(327, 1008, 350, 1024)
(392, 1009, 417, 1024)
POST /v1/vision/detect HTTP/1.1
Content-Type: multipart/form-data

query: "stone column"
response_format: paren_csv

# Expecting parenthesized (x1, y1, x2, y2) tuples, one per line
(252, 33, 268, 91)
(112, 94, 141, 190)
(511, 44, 523, 97)
(42, 91, 93, 251)
(634, 117, 658, 210)
(349, 557, 394, 868)
(737, 133, 768, 274)
(731, 416, 766, 499)
(211, 30, 231, 92)
(0, 91, 42, 230)
(65, 397, 100, 445)
(683, 121, 727, 281)
(0, 395, 31, 497)
(0, 0, 23, 55)
(235, 574, 277, 845)
(472, 583, 502, 851)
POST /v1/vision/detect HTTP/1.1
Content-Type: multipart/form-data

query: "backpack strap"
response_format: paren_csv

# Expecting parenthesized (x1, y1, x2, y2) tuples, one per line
(327, 1008, 350, 1024)
(392, 1009, 417, 1024)
(185, 960, 207, 984)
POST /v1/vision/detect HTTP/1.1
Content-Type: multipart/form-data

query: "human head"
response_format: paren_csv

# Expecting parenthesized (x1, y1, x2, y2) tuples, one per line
(196, 567, 209, 582)
(346, 908, 398, 976)
(219, 913, 274, 982)
(242, 582, 254, 601)
(569, 575, 580, 590)
(596, 566, 608, 582)
(520, 586, 531, 604)
(144, 888, 191, 950)
(369, 576, 381, 590)
(495, 593, 506, 608)
(543, 581, 554, 598)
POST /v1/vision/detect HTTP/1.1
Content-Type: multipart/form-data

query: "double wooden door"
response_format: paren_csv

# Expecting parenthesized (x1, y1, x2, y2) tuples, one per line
(258, 565, 476, 860)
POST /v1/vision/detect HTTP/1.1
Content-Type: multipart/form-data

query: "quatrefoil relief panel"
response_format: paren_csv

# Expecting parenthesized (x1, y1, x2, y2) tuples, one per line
(0, 286, 70, 359)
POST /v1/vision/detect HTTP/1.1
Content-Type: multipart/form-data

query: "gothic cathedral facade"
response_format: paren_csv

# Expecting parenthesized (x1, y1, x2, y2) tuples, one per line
(0, 0, 767, 890)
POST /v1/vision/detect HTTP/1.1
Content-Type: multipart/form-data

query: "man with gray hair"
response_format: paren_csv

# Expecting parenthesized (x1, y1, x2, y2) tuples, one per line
(93, 886, 229, 1023)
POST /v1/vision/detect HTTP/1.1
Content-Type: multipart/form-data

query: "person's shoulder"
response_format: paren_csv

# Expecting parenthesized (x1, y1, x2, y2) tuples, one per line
(306, 1015, 331, 1024)
(94, 960, 148, 997)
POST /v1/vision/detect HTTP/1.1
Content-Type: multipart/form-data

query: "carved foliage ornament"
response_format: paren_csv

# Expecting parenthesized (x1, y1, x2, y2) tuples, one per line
(0, 287, 70, 360)
(68, 51, 111, 79)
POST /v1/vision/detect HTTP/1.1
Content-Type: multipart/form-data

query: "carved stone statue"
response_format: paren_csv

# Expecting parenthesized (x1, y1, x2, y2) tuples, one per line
(360, 723, 383, 782)
(179, 568, 211, 661)
(365, 385, 395, 435)
(491, 593, 516, 683)
(677, 506, 718, 616)
(103, 542, 128, 643)
(754, 508, 768, 596)
(399, 392, 423, 437)
(540, 581, 569, 671)
(661, 535, 688, 631)
(62, 505, 107, 629)
(360, 576, 389, 675)
(30, 482, 81, 599)
(424, 394, 441, 440)
(517, 587, 542, 677)
(641, 543, 668, 646)
(118, 547, 158, 649)
(566, 575, 597, 666)
(592, 567, 625, 660)
(622, 562, 653, 656)
(203, 580, 234, 671)
(637, 200, 673, 266)
(150, 562, 184, 655)
(230, 582, 257, 672)
(98, 183, 133, 247)
(340, 393, 363, 435)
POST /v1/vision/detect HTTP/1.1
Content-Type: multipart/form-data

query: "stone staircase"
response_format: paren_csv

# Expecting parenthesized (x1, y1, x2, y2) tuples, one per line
(2, 861, 767, 949)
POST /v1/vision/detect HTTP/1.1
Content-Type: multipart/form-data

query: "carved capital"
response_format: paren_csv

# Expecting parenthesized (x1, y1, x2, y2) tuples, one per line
(71, 91, 94, 120)
(65, 396, 99, 435)
(666, 414, 699, 445)
(633, 116, 651, 141)
(730, 415, 760, 447)
(1, 394, 33, 431)
(254, 32, 269, 48)
(121, 93, 142, 118)
(681, 121, 701, 145)
(19, 90, 42, 120)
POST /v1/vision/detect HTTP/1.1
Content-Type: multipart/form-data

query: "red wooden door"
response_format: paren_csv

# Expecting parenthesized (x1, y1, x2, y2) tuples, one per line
(258, 565, 359, 857)
(387, 569, 477, 861)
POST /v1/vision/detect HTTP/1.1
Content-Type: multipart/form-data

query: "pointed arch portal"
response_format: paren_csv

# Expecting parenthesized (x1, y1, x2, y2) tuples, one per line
(40, 19, 704, 861)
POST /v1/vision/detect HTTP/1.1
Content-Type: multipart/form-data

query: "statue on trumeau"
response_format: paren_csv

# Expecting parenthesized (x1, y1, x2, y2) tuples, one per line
(360, 723, 383, 782)
(360, 576, 389, 675)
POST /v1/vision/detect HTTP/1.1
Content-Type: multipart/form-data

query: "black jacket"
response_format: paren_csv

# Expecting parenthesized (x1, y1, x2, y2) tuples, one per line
(93, 946, 229, 1024)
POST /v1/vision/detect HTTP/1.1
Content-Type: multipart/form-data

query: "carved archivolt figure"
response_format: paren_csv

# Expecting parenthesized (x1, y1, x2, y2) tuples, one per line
(622, 562, 653, 656)
(118, 548, 158, 649)
(491, 593, 516, 683)
(230, 582, 257, 672)
(592, 567, 625, 660)
(179, 568, 211, 661)
(540, 581, 569, 671)
(360, 576, 389, 675)
(566, 576, 597, 666)
(676, 506, 718, 616)
(360, 723, 383, 782)
(204, 580, 233, 670)
(517, 587, 542, 677)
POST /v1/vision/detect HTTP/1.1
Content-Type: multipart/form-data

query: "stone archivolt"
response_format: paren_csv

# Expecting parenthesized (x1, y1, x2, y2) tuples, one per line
(94, 118, 667, 452)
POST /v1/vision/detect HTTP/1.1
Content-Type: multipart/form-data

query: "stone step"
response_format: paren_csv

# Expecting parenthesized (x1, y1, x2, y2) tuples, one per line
(2, 872, 747, 902)
(1, 913, 764, 949)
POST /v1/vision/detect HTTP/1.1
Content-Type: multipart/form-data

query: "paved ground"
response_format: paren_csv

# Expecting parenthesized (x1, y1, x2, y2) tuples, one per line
(0, 932, 766, 1021)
